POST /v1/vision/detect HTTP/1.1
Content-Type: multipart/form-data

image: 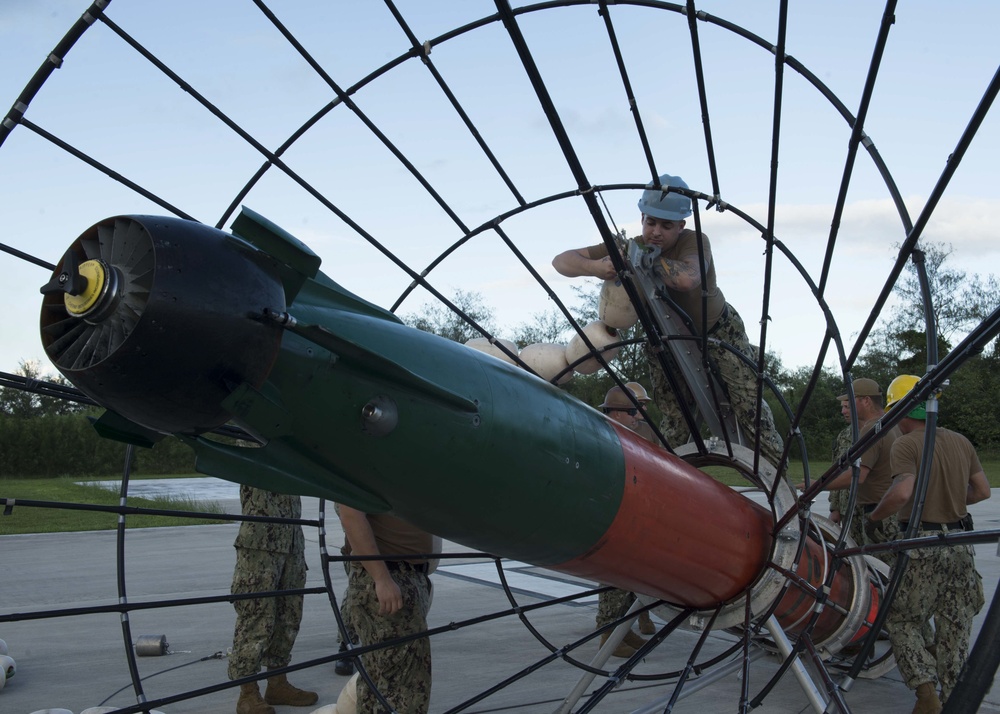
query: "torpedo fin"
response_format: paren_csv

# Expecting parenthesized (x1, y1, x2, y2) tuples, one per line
(231, 206, 321, 305)
(89, 410, 165, 448)
(179, 434, 391, 512)
(221, 381, 293, 441)
(282, 320, 480, 414)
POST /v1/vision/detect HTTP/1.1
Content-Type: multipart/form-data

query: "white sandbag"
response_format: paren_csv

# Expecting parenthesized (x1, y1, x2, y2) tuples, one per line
(565, 321, 620, 375)
(464, 337, 518, 364)
(518, 343, 572, 384)
(598, 278, 638, 329)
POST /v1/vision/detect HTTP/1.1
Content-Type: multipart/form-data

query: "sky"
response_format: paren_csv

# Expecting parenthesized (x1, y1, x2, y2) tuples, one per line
(1, 0, 998, 382)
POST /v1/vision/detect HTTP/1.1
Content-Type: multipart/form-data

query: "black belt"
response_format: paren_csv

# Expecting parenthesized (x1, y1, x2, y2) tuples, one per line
(862, 503, 877, 514)
(900, 520, 964, 531)
(707, 303, 731, 335)
(385, 560, 429, 574)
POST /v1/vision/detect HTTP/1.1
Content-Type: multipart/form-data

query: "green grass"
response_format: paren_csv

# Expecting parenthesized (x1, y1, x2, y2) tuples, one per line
(4, 455, 998, 534)
(0, 475, 228, 535)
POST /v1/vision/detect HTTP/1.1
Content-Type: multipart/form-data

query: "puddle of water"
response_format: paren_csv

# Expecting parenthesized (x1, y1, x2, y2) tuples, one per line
(77, 477, 239, 502)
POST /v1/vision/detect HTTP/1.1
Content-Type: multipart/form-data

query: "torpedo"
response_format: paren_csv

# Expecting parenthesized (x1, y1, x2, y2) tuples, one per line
(39, 208, 879, 652)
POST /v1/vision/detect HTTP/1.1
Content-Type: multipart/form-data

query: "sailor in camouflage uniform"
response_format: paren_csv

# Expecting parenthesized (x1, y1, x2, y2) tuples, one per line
(869, 375, 991, 713)
(651, 303, 785, 471)
(827, 422, 854, 523)
(339, 504, 434, 714)
(828, 388, 857, 523)
(807, 379, 901, 559)
(229, 485, 317, 714)
(552, 173, 784, 471)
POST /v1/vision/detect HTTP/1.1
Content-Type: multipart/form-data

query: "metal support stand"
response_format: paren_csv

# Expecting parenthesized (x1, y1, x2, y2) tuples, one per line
(554, 598, 644, 714)
(764, 615, 829, 713)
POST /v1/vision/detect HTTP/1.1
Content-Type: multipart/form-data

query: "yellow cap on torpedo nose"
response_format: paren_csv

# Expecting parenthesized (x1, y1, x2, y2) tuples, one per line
(63, 259, 107, 315)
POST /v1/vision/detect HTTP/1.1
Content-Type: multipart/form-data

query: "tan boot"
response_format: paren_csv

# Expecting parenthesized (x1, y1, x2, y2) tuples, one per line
(599, 631, 637, 659)
(912, 682, 942, 714)
(623, 629, 647, 650)
(237, 683, 275, 714)
(637, 610, 656, 635)
(264, 672, 319, 707)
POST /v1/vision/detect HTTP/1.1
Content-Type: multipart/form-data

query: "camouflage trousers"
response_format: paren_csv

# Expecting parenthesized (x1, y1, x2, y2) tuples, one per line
(228, 547, 307, 679)
(596, 588, 635, 629)
(837, 503, 900, 569)
(648, 305, 784, 470)
(885, 538, 985, 702)
(828, 488, 848, 518)
(827, 426, 855, 518)
(342, 563, 432, 714)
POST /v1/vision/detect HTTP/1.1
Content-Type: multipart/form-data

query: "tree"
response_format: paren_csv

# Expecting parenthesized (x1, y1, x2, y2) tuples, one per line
(401, 289, 497, 344)
(510, 309, 565, 348)
(773, 366, 850, 463)
(0, 360, 84, 418)
(939, 348, 1000, 449)
(850, 240, 1000, 449)
(564, 284, 651, 384)
(860, 241, 999, 374)
(889, 242, 999, 344)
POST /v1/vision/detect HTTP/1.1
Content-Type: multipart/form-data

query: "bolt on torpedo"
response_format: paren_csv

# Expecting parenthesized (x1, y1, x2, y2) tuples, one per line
(39, 207, 882, 653)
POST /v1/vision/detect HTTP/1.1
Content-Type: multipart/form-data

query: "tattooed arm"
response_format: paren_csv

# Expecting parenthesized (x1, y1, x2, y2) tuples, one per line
(654, 250, 704, 292)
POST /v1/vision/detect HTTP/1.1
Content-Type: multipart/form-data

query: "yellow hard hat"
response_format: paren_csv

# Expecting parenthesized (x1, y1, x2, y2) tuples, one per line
(885, 374, 920, 410)
(624, 381, 651, 403)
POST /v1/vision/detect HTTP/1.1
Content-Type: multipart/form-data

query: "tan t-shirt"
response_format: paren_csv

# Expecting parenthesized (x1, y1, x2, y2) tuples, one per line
(633, 419, 656, 443)
(366, 512, 434, 565)
(587, 231, 726, 333)
(856, 418, 900, 505)
(890, 426, 982, 523)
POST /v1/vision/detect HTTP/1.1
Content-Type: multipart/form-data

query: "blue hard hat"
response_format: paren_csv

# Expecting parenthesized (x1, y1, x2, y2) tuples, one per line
(637, 173, 692, 221)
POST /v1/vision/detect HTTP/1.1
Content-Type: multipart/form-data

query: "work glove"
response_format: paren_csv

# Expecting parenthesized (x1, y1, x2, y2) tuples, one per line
(864, 517, 885, 544)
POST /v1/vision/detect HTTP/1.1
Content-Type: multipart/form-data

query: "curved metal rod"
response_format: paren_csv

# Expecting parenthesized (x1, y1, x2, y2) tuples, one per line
(3, 0, 943, 332)
(842, 244, 942, 686)
(382, 0, 525, 207)
(15, 116, 195, 221)
(314, 499, 356, 671)
(217, 4, 505, 230)
(0, 0, 114, 149)
(945, 574, 1000, 712)
(1, 2, 997, 711)
(114, 444, 148, 706)
(574, 606, 697, 713)
(250, 0, 470, 236)
(845, 64, 1000, 367)
(816, 0, 900, 299)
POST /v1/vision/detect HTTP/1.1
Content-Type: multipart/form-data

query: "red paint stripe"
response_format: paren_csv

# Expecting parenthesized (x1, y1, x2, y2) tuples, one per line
(552, 423, 867, 645)
(773, 539, 857, 641)
(553, 423, 774, 608)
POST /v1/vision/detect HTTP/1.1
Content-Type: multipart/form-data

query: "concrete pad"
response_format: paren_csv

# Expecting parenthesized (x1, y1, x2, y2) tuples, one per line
(0, 487, 998, 713)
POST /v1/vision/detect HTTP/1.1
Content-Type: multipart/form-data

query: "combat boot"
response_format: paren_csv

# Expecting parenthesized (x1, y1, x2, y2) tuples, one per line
(637, 610, 656, 635)
(623, 629, 647, 650)
(334, 640, 355, 676)
(599, 631, 636, 659)
(264, 672, 319, 707)
(912, 682, 942, 714)
(236, 683, 275, 714)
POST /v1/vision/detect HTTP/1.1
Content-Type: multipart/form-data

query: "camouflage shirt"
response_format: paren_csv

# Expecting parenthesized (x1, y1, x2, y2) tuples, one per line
(832, 424, 854, 462)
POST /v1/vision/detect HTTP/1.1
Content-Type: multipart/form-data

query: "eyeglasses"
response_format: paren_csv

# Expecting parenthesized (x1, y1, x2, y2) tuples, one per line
(603, 407, 638, 416)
